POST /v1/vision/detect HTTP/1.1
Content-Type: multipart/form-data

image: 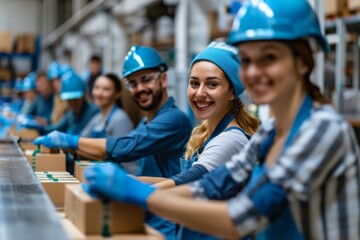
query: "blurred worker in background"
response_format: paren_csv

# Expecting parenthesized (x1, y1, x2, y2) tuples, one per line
(82, 55, 103, 99)
(44, 70, 99, 134)
(47, 62, 70, 123)
(40, 70, 99, 173)
(25, 72, 54, 126)
(138, 41, 259, 239)
(81, 0, 360, 239)
(34, 45, 193, 238)
(19, 72, 37, 115)
(81, 73, 137, 174)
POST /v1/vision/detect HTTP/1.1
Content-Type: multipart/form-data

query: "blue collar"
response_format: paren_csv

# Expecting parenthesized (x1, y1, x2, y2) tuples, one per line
(258, 94, 314, 160)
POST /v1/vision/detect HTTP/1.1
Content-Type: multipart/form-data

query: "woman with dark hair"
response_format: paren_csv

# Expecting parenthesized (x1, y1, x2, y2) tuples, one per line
(81, 73, 137, 174)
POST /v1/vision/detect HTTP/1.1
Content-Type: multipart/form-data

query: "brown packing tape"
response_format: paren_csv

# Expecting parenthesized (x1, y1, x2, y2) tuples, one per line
(65, 184, 145, 235)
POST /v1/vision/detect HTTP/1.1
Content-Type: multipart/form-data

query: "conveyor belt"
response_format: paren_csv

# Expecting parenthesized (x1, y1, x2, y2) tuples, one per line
(0, 138, 69, 240)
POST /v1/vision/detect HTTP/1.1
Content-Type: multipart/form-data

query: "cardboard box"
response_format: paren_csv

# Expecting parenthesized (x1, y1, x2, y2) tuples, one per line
(325, 0, 348, 16)
(25, 150, 66, 171)
(10, 126, 39, 140)
(348, 0, 360, 9)
(61, 218, 165, 240)
(36, 171, 71, 179)
(74, 161, 108, 183)
(0, 31, 12, 53)
(41, 178, 79, 206)
(65, 184, 145, 235)
(0, 69, 11, 81)
(15, 34, 35, 54)
(19, 141, 53, 153)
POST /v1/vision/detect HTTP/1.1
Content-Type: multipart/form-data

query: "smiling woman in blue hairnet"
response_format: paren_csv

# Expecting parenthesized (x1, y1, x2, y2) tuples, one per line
(82, 0, 360, 239)
(134, 41, 259, 239)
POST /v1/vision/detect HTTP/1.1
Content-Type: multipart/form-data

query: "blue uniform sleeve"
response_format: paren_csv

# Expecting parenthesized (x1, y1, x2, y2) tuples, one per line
(43, 112, 70, 134)
(106, 108, 192, 162)
(227, 172, 287, 236)
(170, 165, 208, 186)
(192, 164, 249, 200)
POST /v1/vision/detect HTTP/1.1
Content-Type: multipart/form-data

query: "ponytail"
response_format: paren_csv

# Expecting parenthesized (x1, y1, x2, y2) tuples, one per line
(287, 40, 331, 104)
(234, 99, 259, 136)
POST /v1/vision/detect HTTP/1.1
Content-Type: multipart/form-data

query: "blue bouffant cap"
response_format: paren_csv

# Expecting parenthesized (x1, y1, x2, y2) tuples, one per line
(190, 42, 244, 98)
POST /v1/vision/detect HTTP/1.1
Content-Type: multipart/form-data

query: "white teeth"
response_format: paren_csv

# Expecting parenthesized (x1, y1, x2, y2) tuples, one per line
(196, 103, 210, 108)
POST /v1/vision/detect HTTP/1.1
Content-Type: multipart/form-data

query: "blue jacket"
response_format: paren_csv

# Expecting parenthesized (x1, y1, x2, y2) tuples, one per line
(105, 97, 192, 240)
(26, 94, 54, 123)
(106, 97, 192, 177)
(44, 100, 99, 135)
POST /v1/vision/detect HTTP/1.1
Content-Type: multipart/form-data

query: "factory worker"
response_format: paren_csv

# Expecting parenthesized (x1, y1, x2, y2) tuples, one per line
(34, 46, 193, 238)
(43, 70, 100, 135)
(80, 73, 137, 175)
(19, 72, 37, 115)
(47, 62, 70, 123)
(82, 0, 360, 239)
(139, 41, 259, 239)
(26, 71, 54, 125)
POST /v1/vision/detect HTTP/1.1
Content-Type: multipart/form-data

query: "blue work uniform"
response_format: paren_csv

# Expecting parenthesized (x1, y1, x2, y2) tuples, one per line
(193, 96, 313, 239)
(89, 105, 119, 138)
(26, 94, 54, 123)
(243, 96, 313, 240)
(177, 113, 250, 240)
(44, 100, 99, 174)
(106, 97, 192, 239)
(44, 100, 99, 135)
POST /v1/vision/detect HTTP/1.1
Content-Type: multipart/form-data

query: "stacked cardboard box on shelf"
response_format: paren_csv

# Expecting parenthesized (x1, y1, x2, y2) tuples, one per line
(348, 0, 360, 11)
(0, 32, 12, 53)
(325, 0, 348, 17)
(63, 185, 164, 239)
(15, 33, 35, 54)
(0, 68, 11, 81)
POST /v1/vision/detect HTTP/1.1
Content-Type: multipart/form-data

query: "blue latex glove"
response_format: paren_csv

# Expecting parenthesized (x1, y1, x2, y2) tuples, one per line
(33, 130, 80, 149)
(16, 120, 44, 133)
(0, 115, 14, 137)
(82, 163, 156, 210)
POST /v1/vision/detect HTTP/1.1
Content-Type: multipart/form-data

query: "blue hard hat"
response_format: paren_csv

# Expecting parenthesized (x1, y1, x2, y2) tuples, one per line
(47, 62, 62, 80)
(22, 72, 36, 91)
(60, 70, 85, 100)
(48, 62, 73, 81)
(190, 42, 244, 99)
(228, 0, 329, 52)
(122, 45, 168, 78)
(14, 79, 23, 92)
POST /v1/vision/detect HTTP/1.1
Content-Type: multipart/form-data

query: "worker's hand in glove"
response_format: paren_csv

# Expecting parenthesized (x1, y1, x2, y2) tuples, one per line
(82, 163, 156, 210)
(33, 130, 80, 149)
(16, 119, 44, 133)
